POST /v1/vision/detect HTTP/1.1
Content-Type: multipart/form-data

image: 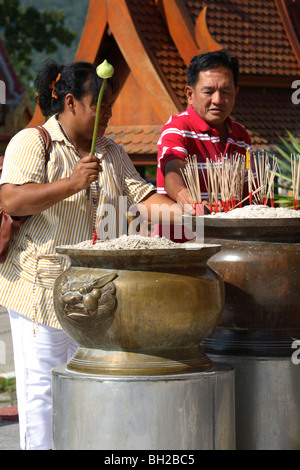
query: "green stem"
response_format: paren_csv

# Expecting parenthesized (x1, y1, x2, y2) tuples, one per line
(86, 78, 107, 200)
(91, 78, 107, 156)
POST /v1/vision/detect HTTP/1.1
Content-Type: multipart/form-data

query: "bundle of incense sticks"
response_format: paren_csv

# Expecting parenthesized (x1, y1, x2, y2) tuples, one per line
(182, 153, 247, 214)
(204, 158, 219, 212)
(291, 154, 300, 210)
(92, 191, 107, 244)
(205, 154, 246, 212)
(219, 154, 246, 211)
(246, 147, 253, 204)
(249, 151, 278, 207)
(181, 155, 204, 215)
(182, 152, 280, 216)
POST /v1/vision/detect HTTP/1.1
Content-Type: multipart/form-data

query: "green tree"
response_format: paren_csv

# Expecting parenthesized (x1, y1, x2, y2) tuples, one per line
(0, 0, 76, 83)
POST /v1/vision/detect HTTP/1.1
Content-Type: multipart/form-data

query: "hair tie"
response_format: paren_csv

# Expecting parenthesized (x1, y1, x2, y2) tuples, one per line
(50, 73, 61, 99)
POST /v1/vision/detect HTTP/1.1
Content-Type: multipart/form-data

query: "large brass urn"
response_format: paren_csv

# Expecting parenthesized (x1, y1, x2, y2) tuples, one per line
(53, 242, 224, 375)
(184, 215, 300, 357)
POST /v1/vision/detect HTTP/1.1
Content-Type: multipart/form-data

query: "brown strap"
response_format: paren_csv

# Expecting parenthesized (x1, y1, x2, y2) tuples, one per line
(0, 126, 52, 172)
(33, 125, 52, 162)
(0, 125, 52, 263)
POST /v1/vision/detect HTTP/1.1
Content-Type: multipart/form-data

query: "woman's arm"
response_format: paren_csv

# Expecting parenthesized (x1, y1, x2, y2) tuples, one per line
(1, 155, 102, 216)
(136, 191, 183, 226)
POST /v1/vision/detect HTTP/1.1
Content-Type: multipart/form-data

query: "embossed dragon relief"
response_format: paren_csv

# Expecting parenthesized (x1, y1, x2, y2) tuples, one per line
(56, 272, 118, 324)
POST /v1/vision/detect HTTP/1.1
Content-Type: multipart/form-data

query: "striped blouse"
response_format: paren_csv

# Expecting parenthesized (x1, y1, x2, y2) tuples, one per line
(0, 115, 155, 329)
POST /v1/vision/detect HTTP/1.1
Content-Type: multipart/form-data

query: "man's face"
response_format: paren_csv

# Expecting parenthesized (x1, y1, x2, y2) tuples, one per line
(185, 66, 239, 128)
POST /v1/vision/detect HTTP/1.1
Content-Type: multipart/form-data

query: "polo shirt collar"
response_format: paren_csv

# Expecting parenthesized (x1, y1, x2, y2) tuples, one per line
(187, 105, 232, 135)
(44, 115, 68, 143)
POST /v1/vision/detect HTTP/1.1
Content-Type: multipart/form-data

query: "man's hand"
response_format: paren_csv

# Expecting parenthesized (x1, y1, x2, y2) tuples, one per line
(164, 160, 212, 215)
(175, 187, 195, 215)
(164, 159, 195, 212)
(176, 189, 211, 215)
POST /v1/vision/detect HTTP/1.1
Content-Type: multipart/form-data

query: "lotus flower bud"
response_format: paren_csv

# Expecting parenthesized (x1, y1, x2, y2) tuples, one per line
(96, 60, 114, 79)
(86, 59, 115, 203)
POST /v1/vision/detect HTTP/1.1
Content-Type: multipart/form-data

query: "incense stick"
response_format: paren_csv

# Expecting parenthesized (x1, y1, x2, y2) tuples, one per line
(181, 155, 202, 203)
(181, 151, 286, 216)
(229, 184, 266, 211)
(291, 155, 300, 210)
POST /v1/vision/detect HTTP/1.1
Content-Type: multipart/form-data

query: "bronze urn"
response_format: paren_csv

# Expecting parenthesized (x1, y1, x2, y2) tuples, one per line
(184, 215, 300, 357)
(53, 242, 224, 375)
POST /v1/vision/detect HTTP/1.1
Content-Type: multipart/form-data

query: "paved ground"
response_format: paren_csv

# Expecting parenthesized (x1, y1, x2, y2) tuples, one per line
(0, 306, 20, 450)
(0, 421, 20, 451)
(0, 306, 15, 375)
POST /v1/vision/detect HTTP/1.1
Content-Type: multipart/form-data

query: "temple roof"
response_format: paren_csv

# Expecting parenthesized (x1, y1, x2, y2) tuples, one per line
(188, 0, 300, 78)
(29, 0, 300, 161)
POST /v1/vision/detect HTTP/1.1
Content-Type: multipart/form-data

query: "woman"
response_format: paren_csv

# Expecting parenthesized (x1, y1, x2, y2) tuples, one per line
(0, 60, 181, 450)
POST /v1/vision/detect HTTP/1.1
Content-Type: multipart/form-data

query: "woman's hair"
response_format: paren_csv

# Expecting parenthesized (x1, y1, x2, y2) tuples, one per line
(187, 50, 239, 88)
(35, 60, 117, 117)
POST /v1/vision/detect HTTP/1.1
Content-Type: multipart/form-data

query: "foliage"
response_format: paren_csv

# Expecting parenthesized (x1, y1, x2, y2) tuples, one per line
(0, 377, 16, 395)
(273, 129, 300, 207)
(0, 0, 77, 85)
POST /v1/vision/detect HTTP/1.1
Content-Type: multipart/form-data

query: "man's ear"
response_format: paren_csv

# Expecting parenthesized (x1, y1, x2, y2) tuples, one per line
(234, 85, 239, 100)
(185, 85, 194, 105)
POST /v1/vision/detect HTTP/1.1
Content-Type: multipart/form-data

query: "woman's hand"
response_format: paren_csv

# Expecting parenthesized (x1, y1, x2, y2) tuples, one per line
(69, 155, 102, 192)
(1, 155, 102, 217)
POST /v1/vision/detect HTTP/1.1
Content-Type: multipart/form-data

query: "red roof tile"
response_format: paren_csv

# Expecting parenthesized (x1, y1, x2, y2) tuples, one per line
(231, 87, 300, 149)
(127, 0, 187, 106)
(105, 124, 161, 156)
(184, 0, 300, 77)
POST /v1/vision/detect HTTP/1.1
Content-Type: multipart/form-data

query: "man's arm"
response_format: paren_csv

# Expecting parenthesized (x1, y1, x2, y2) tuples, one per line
(140, 191, 183, 225)
(164, 159, 195, 215)
(165, 159, 212, 215)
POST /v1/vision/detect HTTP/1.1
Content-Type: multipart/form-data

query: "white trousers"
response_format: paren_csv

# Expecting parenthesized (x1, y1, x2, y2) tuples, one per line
(8, 309, 77, 450)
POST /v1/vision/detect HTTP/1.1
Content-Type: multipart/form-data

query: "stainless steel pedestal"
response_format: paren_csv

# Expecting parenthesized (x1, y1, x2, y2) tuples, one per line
(209, 355, 300, 450)
(52, 363, 235, 450)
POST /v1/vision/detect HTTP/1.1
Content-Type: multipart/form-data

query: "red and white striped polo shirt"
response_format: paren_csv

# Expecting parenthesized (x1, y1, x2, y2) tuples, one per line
(156, 105, 252, 199)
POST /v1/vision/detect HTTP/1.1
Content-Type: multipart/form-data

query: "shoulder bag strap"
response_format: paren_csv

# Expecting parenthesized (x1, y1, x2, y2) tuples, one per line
(33, 125, 52, 163)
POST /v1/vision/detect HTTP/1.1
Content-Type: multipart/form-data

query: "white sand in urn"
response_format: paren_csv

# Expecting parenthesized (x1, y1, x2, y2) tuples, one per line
(64, 234, 182, 250)
(207, 205, 300, 219)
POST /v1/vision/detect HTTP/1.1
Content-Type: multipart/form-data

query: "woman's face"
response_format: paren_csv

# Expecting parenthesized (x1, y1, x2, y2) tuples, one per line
(74, 83, 114, 139)
(96, 83, 114, 136)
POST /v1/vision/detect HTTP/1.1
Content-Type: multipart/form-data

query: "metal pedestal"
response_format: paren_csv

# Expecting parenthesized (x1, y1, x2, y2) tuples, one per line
(209, 355, 300, 450)
(52, 363, 235, 450)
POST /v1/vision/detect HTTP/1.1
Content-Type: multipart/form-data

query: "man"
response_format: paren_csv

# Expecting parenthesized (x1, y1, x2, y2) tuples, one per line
(156, 50, 252, 240)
